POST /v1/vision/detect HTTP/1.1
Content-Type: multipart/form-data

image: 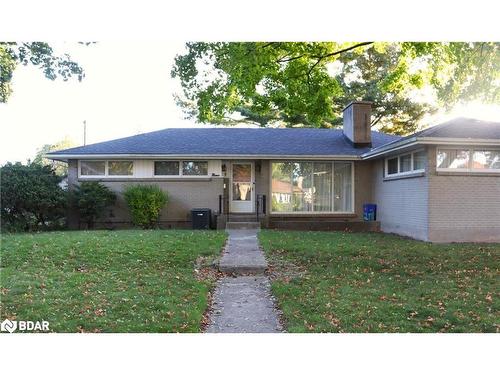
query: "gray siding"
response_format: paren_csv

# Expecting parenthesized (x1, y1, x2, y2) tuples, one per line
(372, 156, 429, 241)
(427, 146, 500, 242)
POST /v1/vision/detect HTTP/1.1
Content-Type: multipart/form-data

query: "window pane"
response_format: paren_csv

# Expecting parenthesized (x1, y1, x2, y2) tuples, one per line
(472, 150, 500, 170)
(291, 162, 313, 212)
(80, 161, 105, 176)
(232, 163, 252, 201)
(334, 162, 352, 212)
(108, 161, 133, 176)
(400, 154, 412, 173)
(413, 150, 426, 170)
(387, 158, 398, 175)
(313, 163, 332, 211)
(182, 161, 208, 175)
(271, 162, 293, 212)
(437, 149, 469, 169)
(154, 161, 179, 175)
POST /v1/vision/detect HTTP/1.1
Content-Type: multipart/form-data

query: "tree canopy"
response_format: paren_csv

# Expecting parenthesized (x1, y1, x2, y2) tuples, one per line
(33, 136, 77, 176)
(172, 42, 500, 134)
(0, 42, 84, 103)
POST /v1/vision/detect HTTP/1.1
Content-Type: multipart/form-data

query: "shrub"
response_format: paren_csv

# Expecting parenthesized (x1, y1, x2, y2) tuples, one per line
(70, 182, 116, 229)
(123, 185, 168, 229)
(0, 162, 66, 231)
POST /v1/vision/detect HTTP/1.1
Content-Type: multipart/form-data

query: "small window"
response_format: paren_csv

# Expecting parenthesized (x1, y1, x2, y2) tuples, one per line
(182, 161, 208, 176)
(387, 158, 398, 175)
(413, 150, 426, 171)
(472, 150, 500, 170)
(437, 149, 469, 169)
(80, 161, 105, 176)
(154, 161, 180, 175)
(386, 149, 426, 177)
(400, 154, 412, 173)
(108, 161, 134, 176)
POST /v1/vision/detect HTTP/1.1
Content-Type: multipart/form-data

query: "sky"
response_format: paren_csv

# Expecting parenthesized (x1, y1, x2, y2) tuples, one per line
(1, 41, 500, 164)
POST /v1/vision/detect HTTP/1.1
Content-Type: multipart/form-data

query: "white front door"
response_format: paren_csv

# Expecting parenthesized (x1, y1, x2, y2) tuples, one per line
(230, 161, 254, 213)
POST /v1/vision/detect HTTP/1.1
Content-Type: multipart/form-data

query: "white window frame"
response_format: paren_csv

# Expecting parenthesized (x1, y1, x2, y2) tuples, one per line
(385, 149, 426, 177)
(153, 160, 210, 177)
(78, 160, 135, 179)
(436, 147, 500, 174)
(269, 161, 355, 215)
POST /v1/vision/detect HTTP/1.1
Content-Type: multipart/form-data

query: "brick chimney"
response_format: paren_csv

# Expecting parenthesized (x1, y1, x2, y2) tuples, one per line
(342, 101, 372, 147)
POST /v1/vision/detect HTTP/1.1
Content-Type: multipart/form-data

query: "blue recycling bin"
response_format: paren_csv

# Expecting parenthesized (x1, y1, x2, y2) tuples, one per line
(363, 204, 377, 221)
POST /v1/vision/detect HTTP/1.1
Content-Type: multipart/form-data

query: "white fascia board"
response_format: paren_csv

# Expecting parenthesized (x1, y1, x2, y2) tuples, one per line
(45, 154, 362, 162)
(362, 137, 500, 159)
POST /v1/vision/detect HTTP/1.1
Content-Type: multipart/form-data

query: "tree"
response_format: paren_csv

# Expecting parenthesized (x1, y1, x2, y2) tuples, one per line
(172, 42, 500, 135)
(70, 182, 116, 229)
(0, 162, 67, 231)
(33, 137, 77, 176)
(0, 42, 85, 103)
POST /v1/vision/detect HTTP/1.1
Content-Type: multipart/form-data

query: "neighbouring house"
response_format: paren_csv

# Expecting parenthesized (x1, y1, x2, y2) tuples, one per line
(47, 101, 500, 242)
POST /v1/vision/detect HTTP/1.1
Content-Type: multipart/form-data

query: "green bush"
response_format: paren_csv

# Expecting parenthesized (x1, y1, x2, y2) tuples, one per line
(70, 182, 116, 229)
(123, 185, 168, 229)
(0, 162, 66, 231)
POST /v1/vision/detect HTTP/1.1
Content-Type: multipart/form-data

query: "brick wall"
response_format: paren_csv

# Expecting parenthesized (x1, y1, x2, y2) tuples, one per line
(427, 146, 500, 242)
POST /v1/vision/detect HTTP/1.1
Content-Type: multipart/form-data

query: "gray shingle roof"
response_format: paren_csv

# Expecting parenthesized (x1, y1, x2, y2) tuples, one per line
(376, 117, 500, 151)
(414, 117, 500, 139)
(47, 128, 401, 157)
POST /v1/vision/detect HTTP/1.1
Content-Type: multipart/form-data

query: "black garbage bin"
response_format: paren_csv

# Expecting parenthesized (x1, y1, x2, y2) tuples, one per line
(191, 208, 211, 229)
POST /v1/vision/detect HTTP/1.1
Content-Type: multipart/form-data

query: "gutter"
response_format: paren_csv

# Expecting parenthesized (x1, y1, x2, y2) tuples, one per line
(362, 137, 500, 159)
(45, 153, 363, 162)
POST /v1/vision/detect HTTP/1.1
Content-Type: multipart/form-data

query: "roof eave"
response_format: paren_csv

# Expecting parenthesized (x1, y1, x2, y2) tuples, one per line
(361, 137, 500, 159)
(45, 153, 363, 162)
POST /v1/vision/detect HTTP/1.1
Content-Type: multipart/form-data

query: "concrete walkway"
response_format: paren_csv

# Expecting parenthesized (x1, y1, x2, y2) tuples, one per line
(219, 229, 267, 274)
(206, 229, 282, 333)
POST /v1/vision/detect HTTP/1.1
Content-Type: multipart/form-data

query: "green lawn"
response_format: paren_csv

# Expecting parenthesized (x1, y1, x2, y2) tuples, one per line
(259, 230, 499, 333)
(0, 230, 226, 332)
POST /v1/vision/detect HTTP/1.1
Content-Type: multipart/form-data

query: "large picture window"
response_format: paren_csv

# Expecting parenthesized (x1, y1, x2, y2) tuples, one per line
(271, 161, 353, 213)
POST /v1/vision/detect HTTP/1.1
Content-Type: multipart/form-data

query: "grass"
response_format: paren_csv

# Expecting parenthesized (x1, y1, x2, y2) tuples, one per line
(259, 230, 499, 333)
(0, 230, 226, 332)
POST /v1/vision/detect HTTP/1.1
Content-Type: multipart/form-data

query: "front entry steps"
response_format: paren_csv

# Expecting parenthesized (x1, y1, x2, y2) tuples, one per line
(226, 221, 261, 230)
(226, 214, 259, 222)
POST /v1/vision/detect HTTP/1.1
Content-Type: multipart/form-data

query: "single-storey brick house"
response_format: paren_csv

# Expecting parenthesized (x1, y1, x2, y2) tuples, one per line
(47, 102, 500, 242)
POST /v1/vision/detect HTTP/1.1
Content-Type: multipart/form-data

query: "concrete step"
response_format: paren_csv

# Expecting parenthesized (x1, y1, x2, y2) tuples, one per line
(226, 222, 261, 230)
(227, 215, 260, 222)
